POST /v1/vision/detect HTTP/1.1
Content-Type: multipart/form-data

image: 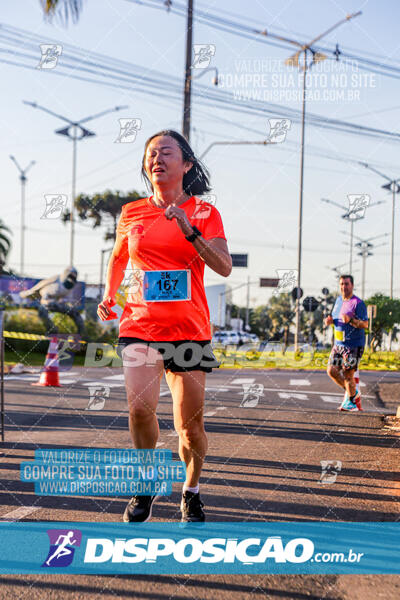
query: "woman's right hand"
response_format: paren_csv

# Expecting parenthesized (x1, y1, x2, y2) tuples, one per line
(97, 296, 118, 321)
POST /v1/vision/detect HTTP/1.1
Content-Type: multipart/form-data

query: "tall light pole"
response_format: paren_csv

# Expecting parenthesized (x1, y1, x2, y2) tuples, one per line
(321, 197, 384, 272)
(280, 12, 362, 350)
(9, 155, 36, 276)
(182, 0, 194, 140)
(22, 101, 128, 266)
(359, 162, 400, 298)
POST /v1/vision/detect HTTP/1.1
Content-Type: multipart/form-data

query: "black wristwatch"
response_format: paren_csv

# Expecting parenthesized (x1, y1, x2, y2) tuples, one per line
(185, 225, 202, 243)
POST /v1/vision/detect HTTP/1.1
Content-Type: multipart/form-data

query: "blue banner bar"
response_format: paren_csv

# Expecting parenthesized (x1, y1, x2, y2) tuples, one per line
(0, 522, 399, 574)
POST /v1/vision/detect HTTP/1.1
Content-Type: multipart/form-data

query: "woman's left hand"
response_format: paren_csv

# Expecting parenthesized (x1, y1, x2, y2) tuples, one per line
(164, 204, 193, 236)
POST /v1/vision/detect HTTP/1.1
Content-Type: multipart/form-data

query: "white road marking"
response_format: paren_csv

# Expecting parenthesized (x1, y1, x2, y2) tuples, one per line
(204, 411, 216, 417)
(81, 382, 123, 388)
(0, 506, 42, 521)
(156, 442, 165, 447)
(5, 375, 39, 381)
(320, 395, 341, 404)
(260, 387, 375, 399)
(289, 379, 311, 386)
(102, 374, 125, 381)
(231, 378, 255, 385)
(278, 392, 309, 400)
(216, 406, 227, 411)
(159, 390, 171, 397)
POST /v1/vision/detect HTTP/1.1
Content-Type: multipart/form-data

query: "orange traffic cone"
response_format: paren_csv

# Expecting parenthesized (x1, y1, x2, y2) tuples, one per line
(32, 336, 61, 387)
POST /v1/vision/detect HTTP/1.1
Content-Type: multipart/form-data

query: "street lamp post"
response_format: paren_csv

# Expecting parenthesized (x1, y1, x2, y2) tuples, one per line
(200, 139, 271, 160)
(217, 280, 257, 329)
(359, 162, 400, 298)
(9, 155, 36, 276)
(22, 101, 128, 266)
(322, 197, 384, 272)
(280, 12, 362, 350)
(353, 233, 389, 298)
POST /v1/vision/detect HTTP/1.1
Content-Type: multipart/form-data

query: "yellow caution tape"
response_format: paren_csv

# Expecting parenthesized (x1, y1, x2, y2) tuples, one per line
(3, 331, 86, 344)
(4, 331, 48, 340)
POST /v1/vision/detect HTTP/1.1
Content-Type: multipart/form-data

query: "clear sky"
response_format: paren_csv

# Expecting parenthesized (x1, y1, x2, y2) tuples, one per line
(1, 0, 400, 308)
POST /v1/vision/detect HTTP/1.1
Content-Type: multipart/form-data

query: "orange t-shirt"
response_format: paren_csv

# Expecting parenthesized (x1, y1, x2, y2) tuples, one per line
(116, 196, 227, 341)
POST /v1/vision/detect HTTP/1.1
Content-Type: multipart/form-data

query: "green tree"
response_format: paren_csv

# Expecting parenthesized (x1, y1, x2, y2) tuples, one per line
(267, 293, 295, 345)
(62, 189, 143, 241)
(365, 294, 400, 350)
(250, 305, 271, 339)
(0, 220, 12, 273)
(40, 0, 84, 23)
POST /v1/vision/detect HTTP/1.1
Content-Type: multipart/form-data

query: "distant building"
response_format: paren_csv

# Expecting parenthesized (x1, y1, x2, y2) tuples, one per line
(205, 283, 231, 329)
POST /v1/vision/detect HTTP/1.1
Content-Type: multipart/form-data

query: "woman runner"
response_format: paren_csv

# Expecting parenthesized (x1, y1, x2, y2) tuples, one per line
(97, 130, 232, 522)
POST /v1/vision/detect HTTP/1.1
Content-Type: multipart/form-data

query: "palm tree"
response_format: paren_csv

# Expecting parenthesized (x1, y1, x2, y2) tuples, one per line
(40, 0, 84, 23)
(0, 220, 12, 274)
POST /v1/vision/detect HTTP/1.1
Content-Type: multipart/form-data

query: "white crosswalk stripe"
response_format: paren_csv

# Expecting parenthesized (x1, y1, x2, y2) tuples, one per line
(0, 506, 42, 521)
(320, 395, 341, 404)
(278, 392, 309, 400)
(289, 379, 311, 386)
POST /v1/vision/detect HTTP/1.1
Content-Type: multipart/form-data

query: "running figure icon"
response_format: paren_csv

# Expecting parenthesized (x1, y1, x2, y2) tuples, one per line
(45, 531, 78, 566)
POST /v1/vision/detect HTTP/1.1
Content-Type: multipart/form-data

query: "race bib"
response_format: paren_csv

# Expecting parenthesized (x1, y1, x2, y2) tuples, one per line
(143, 270, 191, 302)
(335, 329, 344, 342)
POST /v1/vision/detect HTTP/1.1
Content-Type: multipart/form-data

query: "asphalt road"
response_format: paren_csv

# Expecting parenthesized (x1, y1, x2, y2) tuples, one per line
(1, 366, 399, 599)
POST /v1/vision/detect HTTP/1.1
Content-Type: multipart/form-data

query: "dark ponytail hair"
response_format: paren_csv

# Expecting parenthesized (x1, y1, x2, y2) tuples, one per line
(141, 129, 211, 196)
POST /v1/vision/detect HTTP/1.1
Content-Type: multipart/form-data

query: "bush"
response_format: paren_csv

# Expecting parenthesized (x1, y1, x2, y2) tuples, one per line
(3, 308, 119, 358)
(4, 309, 49, 354)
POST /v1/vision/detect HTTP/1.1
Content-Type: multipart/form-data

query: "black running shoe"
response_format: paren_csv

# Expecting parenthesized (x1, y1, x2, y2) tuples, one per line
(123, 495, 158, 523)
(180, 491, 205, 522)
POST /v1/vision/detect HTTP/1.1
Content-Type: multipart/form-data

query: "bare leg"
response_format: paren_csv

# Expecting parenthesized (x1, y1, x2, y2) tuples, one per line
(166, 370, 207, 487)
(327, 365, 346, 390)
(343, 368, 356, 398)
(122, 344, 164, 449)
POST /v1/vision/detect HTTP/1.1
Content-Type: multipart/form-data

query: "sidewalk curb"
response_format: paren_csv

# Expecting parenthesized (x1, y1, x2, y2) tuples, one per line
(375, 382, 400, 413)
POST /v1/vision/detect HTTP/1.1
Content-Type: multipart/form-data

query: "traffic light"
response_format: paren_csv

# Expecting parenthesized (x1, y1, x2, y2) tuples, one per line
(302, 296, 319, 312)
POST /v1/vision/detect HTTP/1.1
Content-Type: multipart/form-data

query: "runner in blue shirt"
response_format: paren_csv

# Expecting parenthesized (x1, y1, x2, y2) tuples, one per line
(325, 275, 368, 411)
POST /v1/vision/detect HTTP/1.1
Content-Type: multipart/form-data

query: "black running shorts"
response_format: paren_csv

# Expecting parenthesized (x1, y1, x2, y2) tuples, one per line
(117, 337, 220, 373)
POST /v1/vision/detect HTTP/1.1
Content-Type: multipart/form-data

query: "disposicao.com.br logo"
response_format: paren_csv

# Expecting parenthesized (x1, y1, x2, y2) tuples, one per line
(3, 521, 395, 574)
(83, 536, 314, 564)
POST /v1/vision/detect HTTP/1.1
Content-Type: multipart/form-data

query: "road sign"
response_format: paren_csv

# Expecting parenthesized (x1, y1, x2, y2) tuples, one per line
(303, 296, 319, 312)
(367, 304, 377, 318)
(291, 287, 303, 301)
(321, 287, 329, 296)
(259, 278, 279, 287)
(230, 254, 248, 268)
